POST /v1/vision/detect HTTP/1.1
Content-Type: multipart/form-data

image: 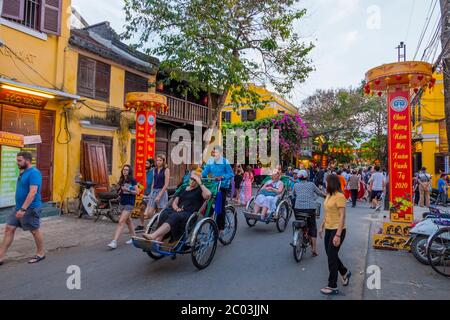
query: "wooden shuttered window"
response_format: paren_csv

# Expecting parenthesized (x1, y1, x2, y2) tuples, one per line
(2, 0, 62, 35)
(124, 71, 148, 99)
(40, 0, 62, 35)
(77, 55, 111, 102)
(1, 0, 25, 20)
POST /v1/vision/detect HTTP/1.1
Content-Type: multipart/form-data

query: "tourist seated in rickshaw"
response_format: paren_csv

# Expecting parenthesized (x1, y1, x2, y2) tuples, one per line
(253, 169, 284, 220)
(142, 169, 212, 242)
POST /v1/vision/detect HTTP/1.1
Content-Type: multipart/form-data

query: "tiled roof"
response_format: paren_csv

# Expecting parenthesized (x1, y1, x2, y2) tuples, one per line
(69, 22, 159, 75)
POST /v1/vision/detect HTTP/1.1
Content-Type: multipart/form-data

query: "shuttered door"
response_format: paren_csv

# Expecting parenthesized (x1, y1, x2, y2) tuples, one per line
(37, 110, 54, 202)
(83, 142, 109, 193)
(1, 105, 20, 132)
(95, 61, 111, 102)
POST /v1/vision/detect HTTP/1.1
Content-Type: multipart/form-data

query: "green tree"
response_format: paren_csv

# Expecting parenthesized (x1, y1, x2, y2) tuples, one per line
(123, 0, 314, 127)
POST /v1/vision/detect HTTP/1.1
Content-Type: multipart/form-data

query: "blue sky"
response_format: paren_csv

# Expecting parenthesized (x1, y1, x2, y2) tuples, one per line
(72, 0, 440, 106)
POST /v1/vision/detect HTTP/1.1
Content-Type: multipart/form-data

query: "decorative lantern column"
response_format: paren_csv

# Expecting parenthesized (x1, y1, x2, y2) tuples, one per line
(125, 92, 168, 190)
(365, 61, 434, 250)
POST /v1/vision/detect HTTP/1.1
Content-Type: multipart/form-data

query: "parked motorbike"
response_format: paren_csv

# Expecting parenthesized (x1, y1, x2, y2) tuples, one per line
(407, 206, 450, 265)
(76, 180, 121, 223)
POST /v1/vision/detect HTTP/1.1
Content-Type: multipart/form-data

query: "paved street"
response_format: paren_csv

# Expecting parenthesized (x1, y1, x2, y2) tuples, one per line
(1, 201, 368, 300)
(0, 201, 449, 300)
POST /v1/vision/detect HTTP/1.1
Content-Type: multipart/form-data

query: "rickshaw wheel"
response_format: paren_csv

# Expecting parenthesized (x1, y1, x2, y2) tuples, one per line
(219, 206, 237, 246)
(245, 198, 258, 227)
(276, 201, 290, 233)
(146, 214, 164, 260)
(191, 219, 218, 270)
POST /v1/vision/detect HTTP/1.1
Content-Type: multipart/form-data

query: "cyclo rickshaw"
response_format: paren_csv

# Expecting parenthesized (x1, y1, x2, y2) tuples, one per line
(243, 175, 293, 232)
(132, 179, 237, 270)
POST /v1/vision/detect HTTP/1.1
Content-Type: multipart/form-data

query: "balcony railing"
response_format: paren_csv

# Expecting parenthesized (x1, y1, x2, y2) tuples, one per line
(160, 94, 212, 127)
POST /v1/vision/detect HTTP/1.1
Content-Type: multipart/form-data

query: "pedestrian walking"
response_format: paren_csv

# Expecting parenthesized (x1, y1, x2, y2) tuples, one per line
(241, 165, 254, 205)
(202, 145, 234, 238)
(108, 165, 138, 249)
(348, 170, 361, 208)
(233, 164, 244, 204)
(437, 174, 448, 207)
(293, 170, 326, 256)
(368, 166, 385, 211)
(0, 152, 45, 265)
(319, 174, 351, 295)
(135, 158, 155, 232)
(144, 154, 170, 219)
(417, 167, 432, 208)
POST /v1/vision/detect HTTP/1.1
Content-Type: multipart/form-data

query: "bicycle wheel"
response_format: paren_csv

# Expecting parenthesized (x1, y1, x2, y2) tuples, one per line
(191, 219, 218, 270)
(276, 201, 290, 233)
(219, 206, 237, 246)
(427, 228, 450, 277)
(293, 229, 305, 263)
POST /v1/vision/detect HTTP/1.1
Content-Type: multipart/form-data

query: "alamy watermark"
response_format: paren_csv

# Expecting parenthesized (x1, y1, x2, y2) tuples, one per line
(169, 121, 280, 166)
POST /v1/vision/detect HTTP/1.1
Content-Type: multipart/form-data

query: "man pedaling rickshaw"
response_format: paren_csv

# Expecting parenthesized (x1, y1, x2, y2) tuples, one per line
(142, 169, 212, 242)
(253, 169, 284, 220)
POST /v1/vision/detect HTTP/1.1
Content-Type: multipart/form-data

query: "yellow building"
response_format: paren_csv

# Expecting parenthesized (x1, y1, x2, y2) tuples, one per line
(220, 84, 298, 126)
(412, 72, 447, 188)
(0, 0, 158, 207)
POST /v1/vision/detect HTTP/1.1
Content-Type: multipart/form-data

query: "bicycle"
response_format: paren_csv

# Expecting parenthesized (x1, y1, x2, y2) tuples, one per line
(291, 203, 321, 263)
(426, 222, 450, 278)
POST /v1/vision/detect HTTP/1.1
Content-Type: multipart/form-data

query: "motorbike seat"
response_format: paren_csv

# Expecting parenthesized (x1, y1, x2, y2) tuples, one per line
(97, 192, 118, 201)
(79, 181, 97, 188)
(293, 220, 307, 229)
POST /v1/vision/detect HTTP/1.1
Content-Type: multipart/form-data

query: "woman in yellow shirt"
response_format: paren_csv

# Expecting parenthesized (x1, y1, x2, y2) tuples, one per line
(319, 174, 351, 295)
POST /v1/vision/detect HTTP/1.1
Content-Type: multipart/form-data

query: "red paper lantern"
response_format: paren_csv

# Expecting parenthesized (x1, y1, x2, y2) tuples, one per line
(378, 91, 383, 97)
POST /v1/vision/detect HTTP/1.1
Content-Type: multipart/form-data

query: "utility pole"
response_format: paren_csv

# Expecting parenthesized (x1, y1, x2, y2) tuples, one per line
(396, 42, 407, 62)
(440, 0, 450, 154)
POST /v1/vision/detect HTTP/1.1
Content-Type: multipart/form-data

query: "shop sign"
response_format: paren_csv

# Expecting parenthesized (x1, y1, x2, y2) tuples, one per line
(388, 91, 413, 223)
(0, 146, 20, 208)
(0, 131, 24, 148)
(0, 89, 48, 109)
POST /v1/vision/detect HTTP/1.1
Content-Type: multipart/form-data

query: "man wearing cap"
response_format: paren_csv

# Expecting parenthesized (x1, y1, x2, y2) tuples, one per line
(293, 169, 326, 256)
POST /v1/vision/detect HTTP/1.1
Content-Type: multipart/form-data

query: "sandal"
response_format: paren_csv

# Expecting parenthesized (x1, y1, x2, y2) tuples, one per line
(28, 255, 46, 264)
(320, 287, 339, 295)
(311, 251, 319, 257)
(342, 271, 352, 286)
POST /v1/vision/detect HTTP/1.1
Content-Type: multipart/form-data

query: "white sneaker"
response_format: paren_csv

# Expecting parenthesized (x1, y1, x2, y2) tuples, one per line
(126, 239, 133, 245)
(107, 240, 117, 249)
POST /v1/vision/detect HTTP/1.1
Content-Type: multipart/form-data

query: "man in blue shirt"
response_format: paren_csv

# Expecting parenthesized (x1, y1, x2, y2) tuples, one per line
(202, 145, 234, 236)
(136, 158, 155, 233)
(0, 152, 44, 265)
(437, 174, 448, 207)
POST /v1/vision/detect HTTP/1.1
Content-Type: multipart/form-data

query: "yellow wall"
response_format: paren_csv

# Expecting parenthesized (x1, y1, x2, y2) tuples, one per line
(0, 0, 156, 204)
(413, 72, 445, 188)
(220, 84, 298, 127)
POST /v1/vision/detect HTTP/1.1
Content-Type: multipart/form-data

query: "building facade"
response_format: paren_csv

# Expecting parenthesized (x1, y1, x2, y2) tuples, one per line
(220, 84, 298, 126)
(412, 72, 447, 188)
(0, 0, 212, 209)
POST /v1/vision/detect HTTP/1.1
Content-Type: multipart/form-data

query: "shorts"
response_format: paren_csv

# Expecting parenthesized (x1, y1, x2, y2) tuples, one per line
(147, 189, 169, 209)
(119, 204, 135, 212)
(293, 208, 317, 238)
(7, 207, 42, 231)
(371, 190, 383, 201)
